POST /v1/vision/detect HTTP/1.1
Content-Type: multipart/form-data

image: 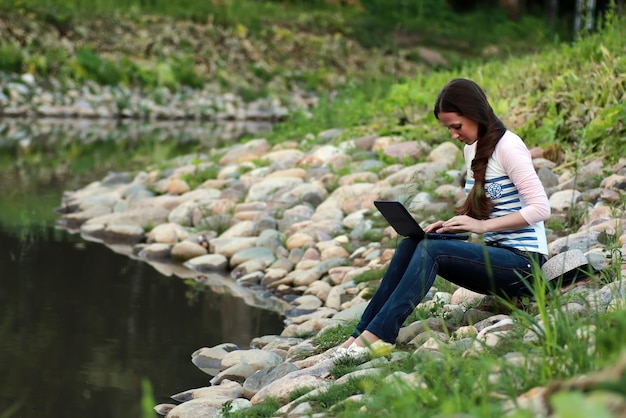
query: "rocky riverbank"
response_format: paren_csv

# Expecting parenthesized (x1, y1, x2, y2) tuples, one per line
(0, 73, 311, 122)
(57, 132, 626, 417)
(0, 10, 432, 123)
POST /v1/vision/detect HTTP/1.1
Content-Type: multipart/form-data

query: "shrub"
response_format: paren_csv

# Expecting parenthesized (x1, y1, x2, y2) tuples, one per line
(172, 56, 205, 89)
(74, 48, 125, 85)
(0, 43, 23, 73)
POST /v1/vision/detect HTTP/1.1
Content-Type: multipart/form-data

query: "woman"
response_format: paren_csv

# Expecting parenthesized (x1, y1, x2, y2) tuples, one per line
(333, 78, 550, 358)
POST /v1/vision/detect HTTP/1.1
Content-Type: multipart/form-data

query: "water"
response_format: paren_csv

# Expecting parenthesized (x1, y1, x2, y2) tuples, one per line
(0, 121, 285, 418)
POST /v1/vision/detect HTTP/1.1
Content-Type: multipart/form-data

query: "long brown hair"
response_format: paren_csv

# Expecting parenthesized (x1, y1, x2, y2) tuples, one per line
(433, 78, 506, 219)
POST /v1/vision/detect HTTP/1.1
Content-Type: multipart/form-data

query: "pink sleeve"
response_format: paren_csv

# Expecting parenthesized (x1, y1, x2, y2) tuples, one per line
(497, 137, 551, 225)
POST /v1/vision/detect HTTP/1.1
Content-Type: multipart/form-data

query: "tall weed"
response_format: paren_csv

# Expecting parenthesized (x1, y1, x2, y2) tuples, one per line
(377, 13, 626, 157)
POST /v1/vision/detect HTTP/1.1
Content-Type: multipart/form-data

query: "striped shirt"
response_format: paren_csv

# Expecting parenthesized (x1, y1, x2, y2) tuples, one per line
(464, 130, 550, 255)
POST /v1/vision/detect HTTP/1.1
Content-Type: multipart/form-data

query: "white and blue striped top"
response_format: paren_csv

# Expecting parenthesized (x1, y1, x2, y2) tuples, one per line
(464, 130, 549, 255)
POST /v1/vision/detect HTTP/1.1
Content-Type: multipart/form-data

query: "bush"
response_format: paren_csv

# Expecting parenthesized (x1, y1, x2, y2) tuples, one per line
(0, 43, 23, 73)
(172, 56, 204, 89)
(74, 48, 125, 85)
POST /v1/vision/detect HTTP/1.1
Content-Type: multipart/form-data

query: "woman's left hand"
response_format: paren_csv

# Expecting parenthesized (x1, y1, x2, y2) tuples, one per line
(436, 215, 487, 234)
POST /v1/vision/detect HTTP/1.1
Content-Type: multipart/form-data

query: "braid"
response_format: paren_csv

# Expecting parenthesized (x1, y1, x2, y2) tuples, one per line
(455, 114, 506, 219)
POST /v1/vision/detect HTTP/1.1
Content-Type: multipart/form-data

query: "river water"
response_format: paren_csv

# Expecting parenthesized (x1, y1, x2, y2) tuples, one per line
(0, 120, 285, 418)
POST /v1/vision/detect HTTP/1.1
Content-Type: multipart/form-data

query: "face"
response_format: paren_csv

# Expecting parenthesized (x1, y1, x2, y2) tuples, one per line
(437, 111, 479, 146)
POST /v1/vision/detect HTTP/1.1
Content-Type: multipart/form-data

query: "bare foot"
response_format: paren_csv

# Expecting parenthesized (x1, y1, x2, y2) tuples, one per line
(352, 330, 382, 347)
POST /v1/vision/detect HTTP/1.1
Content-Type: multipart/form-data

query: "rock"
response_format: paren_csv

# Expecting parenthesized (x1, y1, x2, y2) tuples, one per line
(163, 396, 233, 418)
(245, 177, 304, 203)
(397, 317, 447, 344)
(219, 139, 271, 165)
(250, 361, 333, 404)
(303, 280, 332, 302)
(463, 308, 494, 326)
(242, 362, 299, 399)
(256, 229, 285, 253)
(231, 258, 270, 279)
(154, 403, 176, 416)
(601, 174, 626, 190)
(291, 257, 348, 287)
(164, 179, 190, 195)
(220, 349, 284, 375)
(210, 362, 258, 385)
(85, 206, 170, 229)
(285, 232, 316, 250)
(59, 205, 112, 230)
(327, 301, 366, 325)
(428, 142, 460, 167)
(548, 230, 601, 255)
(230, 247, 276, 268)
(184, 254, 228, 272)
(171, 380, 243, 402)
(383, 141, 428, 159)
(170, 241, 208, 261)
(147, 223, 190, 244)
(191, 344, 239, 376)
(102, 224, 145, 244)
(209, 237, 258, 258)
(325, 286, 348, 310)
(138, 243, 171, 260)
(451, 287, 486, 305)
(549, 189, 582, 211)
(538, 166, 559, 190)
(219, 220, 258, 238)
(292, 294, 323, 310)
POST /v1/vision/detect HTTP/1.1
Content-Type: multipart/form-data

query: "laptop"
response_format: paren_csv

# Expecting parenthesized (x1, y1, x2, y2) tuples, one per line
(373, 200, 469, 240)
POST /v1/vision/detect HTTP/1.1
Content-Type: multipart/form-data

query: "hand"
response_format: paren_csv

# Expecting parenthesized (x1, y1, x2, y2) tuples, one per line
(424, 220, 445, 233)
(431, 215, 487, 234)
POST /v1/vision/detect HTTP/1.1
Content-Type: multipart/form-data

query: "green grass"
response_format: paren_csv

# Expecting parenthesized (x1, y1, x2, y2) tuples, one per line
(180, 164, 220, 189)
(312, 323, 356, 354)
(298, 376, 375, 411)
(353, 268, 386, 285)
(220, 396, 280, 418)
(140, 379, 156, 418)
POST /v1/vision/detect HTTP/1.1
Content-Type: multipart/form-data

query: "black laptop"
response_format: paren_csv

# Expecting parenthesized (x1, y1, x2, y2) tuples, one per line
(374, 200, 469, 240)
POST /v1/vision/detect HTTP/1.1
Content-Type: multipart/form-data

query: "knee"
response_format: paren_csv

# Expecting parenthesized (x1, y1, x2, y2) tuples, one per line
(418, 240, 441, 261)
(397, 237, 420, 252)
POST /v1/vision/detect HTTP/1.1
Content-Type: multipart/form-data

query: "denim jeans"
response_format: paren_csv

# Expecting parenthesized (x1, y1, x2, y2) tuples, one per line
(352, 237, 545, 344)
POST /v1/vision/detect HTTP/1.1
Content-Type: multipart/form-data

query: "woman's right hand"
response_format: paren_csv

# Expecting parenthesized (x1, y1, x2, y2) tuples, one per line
(424, 220, 445, 233)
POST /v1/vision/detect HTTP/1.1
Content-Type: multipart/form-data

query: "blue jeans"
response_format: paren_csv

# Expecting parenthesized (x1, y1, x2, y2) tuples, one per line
(352, 237, 544, 344)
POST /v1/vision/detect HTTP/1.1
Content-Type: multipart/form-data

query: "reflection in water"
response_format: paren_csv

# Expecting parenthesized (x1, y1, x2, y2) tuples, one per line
(1, 118, 273, 151)
(0, 119, 285, 418)
(0, 226, 284, 418)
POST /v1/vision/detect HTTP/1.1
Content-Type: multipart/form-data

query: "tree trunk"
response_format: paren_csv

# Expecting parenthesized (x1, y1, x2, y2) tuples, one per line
(548, 0, 559, 28)
(575, 0, 597, 37)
